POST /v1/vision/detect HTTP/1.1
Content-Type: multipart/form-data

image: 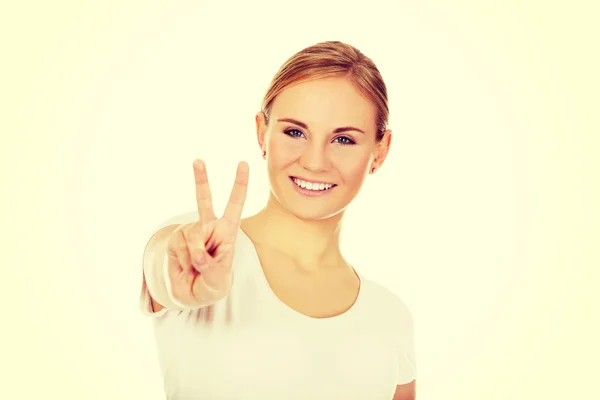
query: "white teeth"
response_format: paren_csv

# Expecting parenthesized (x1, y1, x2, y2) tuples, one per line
(293, 178, 334, 191)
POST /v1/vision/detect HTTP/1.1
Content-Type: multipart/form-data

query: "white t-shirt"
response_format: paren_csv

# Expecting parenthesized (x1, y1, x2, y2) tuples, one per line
(140, 212, 416, 399)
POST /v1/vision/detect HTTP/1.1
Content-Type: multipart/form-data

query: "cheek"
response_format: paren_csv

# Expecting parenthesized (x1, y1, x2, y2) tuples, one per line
(268, 136, 304, 165)
(331, 150, 372, 179)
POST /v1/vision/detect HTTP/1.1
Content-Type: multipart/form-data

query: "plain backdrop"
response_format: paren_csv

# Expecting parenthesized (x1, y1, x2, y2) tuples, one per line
(2, 1, 598, 399)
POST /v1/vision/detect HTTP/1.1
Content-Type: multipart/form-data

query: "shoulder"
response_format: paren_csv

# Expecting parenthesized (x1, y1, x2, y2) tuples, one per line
(359, 275, 414, 327)
(358, 274, 416, 350)
(359, 276, 418, 385)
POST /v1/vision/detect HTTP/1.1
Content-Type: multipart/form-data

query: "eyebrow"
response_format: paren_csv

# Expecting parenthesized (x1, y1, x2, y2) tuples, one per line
(276, 118, 365, 134)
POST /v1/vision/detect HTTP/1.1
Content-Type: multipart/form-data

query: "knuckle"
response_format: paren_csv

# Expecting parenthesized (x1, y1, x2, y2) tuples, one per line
(178, 253, 190, 265)
(189, 251, 204, 263)
(187, 237, 205, 253)
(168, 228, 185, 246)
(185, 233, 202, 247)
(185, 223, 203, 239)
(167, 254, 179, 267)
(176, 241, 188, 253)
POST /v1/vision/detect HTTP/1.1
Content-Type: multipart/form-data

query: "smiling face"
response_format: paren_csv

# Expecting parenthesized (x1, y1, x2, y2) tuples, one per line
(256, 76, 392, 221)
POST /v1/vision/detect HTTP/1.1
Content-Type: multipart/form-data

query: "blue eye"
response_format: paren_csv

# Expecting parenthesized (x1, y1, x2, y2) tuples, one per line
(335, 136, 356, 146)
(284, 128, 304, 138)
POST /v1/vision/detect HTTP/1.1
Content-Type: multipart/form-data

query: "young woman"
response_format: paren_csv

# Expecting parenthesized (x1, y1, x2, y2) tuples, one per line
(140, 41, 417, 400)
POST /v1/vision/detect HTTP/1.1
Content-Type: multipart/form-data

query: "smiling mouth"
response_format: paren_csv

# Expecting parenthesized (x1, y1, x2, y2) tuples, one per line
(290, 176, 337, 191)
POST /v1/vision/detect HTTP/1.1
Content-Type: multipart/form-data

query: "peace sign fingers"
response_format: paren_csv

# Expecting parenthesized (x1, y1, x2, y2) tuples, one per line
(223, 161, 250, 231)
(163, 159, 249, 309)
(193, 159, 217, 224)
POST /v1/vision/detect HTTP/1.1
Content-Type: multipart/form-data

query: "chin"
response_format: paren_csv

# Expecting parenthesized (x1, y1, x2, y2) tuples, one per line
(289, 205, 346, 222)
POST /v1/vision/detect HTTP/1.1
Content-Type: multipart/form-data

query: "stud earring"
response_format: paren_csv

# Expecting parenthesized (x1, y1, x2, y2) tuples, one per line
(371, 166, 376, 173)
(262, 150, 266, 158)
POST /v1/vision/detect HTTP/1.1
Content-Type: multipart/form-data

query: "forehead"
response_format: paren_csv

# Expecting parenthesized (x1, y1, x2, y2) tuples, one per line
(270, 77, 377, 131)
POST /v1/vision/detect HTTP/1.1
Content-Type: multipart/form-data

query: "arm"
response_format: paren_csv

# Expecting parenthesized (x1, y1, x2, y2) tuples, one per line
(142, 224, 182, 313)
(141, 159, 250, 315)
(393, 380, 416, 400)
(391, 295, 417, 399)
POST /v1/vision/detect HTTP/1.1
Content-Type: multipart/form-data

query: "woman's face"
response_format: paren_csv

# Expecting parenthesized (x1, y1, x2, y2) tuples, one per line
(256, 76, 391, 221)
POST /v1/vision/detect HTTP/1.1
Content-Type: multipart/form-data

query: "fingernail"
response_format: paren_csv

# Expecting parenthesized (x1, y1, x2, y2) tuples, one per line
(194, 255, 206, 268)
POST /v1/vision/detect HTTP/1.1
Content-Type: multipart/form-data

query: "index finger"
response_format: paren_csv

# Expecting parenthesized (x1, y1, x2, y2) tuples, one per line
(223, 161, 249, 227)
(193, 159, 216, 223)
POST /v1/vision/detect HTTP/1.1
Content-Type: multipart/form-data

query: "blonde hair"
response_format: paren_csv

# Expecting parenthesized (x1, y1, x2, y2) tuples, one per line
(260, 41, 389, 142)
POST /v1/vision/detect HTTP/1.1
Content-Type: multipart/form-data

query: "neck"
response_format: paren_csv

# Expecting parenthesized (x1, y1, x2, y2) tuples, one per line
(243, 193, 346, 272)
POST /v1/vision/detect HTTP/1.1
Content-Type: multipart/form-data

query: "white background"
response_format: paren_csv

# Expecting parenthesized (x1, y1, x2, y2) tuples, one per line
(2, 1, 598, 399)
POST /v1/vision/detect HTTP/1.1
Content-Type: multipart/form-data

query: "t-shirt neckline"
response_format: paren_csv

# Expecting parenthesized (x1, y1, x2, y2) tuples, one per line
(237, 227, 364, 323)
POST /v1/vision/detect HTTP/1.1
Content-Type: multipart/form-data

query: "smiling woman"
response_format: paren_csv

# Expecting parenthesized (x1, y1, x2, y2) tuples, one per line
(258, 75, 389, 222)
(140, 40, 417, 399)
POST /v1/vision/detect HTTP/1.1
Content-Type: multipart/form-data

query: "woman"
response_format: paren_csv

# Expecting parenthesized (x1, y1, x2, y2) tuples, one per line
(140, 41, 417, 399)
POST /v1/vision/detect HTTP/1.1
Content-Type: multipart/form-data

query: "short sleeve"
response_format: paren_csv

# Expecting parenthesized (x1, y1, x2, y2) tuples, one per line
(396, 304, 417, 385)
(139, 210, 199, 317)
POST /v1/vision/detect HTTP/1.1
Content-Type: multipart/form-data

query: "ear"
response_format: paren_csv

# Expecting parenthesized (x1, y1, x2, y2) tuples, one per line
(255, 112, 268, 154)
(370, 129, 392, 173)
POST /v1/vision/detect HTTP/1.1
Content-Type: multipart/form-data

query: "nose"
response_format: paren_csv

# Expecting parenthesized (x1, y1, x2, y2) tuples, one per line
(298, 142, 331, 173)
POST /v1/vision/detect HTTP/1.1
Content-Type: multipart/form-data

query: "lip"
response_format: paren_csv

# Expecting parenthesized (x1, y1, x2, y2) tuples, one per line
(289, 176, 337, 197)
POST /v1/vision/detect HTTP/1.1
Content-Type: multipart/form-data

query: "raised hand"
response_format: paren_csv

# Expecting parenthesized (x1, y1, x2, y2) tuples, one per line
(166, 159, 249, 308)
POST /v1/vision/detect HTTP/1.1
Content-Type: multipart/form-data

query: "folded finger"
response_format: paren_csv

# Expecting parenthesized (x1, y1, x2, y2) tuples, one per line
(167, 228, 194, 275)
(183, 222, 209, 273)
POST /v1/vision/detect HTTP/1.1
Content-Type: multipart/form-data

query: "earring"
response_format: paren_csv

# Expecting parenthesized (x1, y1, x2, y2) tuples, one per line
(371, 166, 376, 173)
(262, 150, 266, 158)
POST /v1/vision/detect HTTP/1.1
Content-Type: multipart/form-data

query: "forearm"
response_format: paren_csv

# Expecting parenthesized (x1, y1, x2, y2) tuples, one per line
(143, 224, 184, 311)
